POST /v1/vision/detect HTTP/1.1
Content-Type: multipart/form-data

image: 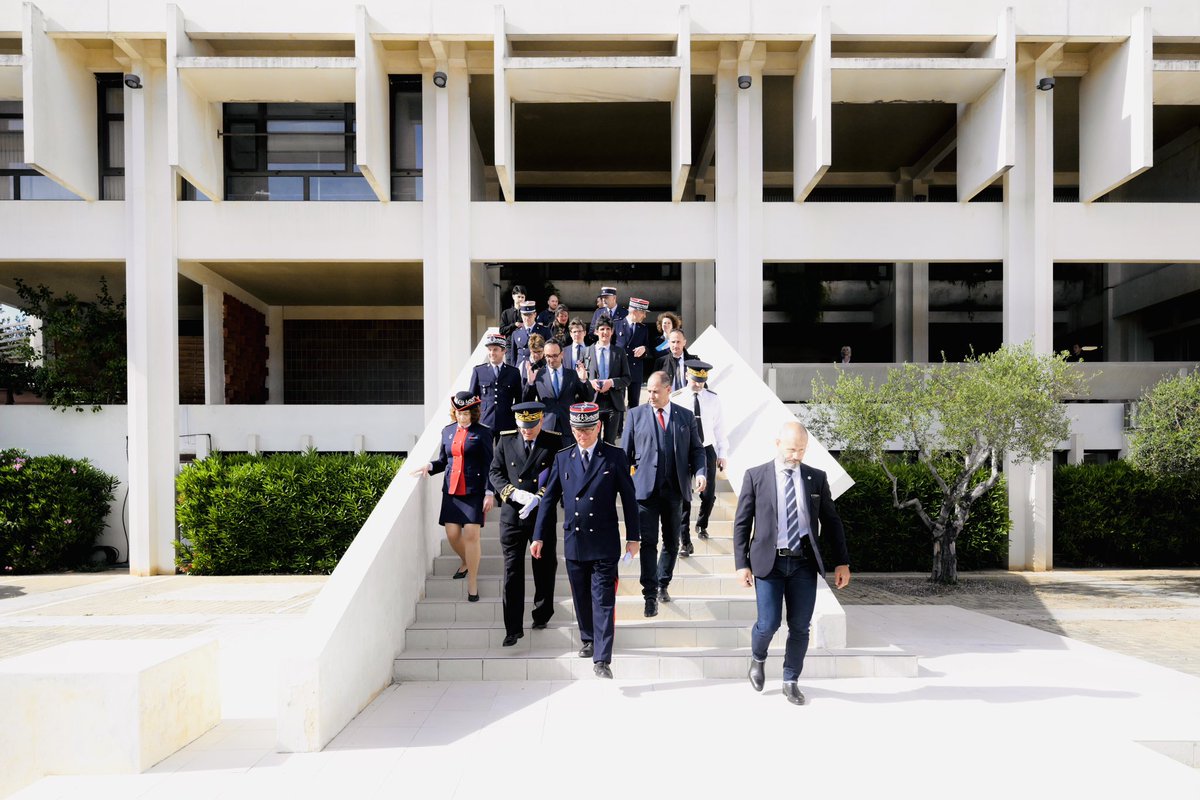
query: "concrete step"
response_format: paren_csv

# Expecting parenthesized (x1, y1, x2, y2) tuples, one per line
(439, 529, 737, 557)
(416, 595, 779, 624)
(432, 552, 738, 577)
(393, 646, 918, 682)
(423, 573, 753, 600)
(406, 619, 785, 651)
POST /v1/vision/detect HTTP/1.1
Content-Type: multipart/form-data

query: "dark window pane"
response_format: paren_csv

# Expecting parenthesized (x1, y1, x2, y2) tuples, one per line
(0, 176, 13, 200)
(392, 93, 422, 169)
(310, 176, 375, 201)
(390, 175, 423, 201)
(105, 86, 124, 114)
(227, 175, 303, 201)
(102, 176, 125, 200)
(267, 119, 345, 171)
(107, 120, 124, 168)
(228, 122, 258, 171)
(1, 119, 23, 168)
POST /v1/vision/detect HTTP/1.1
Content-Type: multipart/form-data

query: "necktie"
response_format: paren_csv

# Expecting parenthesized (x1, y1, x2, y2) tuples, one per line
(552, 369, 560, 397)
(657, 408, 666, 430)
(783, 468, 804, 552)
(674, 359, 683, 390)
(693, 393, 705, 441)
(525, 440, 533, 456)
(598, 349, 608, 380)
(581, 449, 590, 471)
(575, 344, 583, 365)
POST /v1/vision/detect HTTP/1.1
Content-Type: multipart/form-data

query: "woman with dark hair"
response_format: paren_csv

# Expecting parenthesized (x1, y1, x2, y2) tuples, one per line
(411, 391, 494, 601)
(549, 305, 571, 348)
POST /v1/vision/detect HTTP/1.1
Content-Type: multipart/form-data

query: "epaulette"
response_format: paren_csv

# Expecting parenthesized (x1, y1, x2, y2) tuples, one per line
(558, 444, 576, 453)
(601, 441, 623, 448)
(542, 429, 562, 436)
(669, 388, 685, 397)
(705, 388, 718, 395)
(500, 429, 518, 435)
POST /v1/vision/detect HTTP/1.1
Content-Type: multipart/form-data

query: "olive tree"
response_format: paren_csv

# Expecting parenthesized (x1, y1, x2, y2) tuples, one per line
(1127, 369, 1200, 479)
(808, 343, 1088, 584)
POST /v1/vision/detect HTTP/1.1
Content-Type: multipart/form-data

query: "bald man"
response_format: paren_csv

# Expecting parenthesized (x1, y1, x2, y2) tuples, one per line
(732, 422, 851, 705)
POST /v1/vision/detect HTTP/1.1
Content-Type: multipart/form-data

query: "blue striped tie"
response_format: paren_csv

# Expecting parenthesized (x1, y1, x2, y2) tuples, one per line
(784, 468, 804, 552)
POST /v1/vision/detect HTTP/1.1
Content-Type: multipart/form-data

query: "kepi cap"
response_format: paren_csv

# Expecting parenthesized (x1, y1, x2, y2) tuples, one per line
(520, 300, 537, 315)
(685, 359, 712, 381)
(569, 402, 601, 427)
(598, 286, 617, 297)
(512, 401, 545, 428)
(627, 297, 649, 311)
(451, 391, 481, 411)
(484, 333, 506, 348)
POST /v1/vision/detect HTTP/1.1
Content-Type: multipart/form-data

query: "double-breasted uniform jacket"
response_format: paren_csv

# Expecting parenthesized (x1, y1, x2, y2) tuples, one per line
(533, 442, 640, 562)
(584, 343, 631, 413)
(506, 322, 551, 367)
(732, 461, 850, 578)
(589, 303, 628, 335)
(613, 316, 649, 388)
(469, 362, 522, 435)
(489, 429, 562, 529)
(522, 366, 594, 438)
(428, 422, 494, 496)
(621, 403, 706, 503)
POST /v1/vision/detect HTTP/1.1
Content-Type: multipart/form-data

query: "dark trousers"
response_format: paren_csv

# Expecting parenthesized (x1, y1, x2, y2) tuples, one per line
(599, 409, 624, 445)
(625, 379, 643, 413)
(680, 445, 717, 545)
(637, 483, 683, 598)
(500, 521, 557, 636)
(565, 557, 619, 663)
(750, 553, 819, 682)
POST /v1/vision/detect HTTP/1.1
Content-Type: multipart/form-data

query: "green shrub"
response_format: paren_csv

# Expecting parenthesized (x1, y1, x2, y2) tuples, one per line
(0, 448, 119, 573)
(176, 451, 404, 575)
(1054, 461, 1200, 567)
(836, 458, 1010, 572)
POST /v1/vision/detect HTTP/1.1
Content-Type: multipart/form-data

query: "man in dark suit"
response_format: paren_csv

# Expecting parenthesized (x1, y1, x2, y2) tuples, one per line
(523, 339, 592, 437)
(468, 333, 521, 440)
(733, 421, 851, 705)
(621, 371, 707, 617)
(489, 402, 561, 647)
(590, 286, 628, 335)
(581, 316, 630, 445)
(498, 285, 526, 337)
(536, 293, 561, 328)
(507, 301, 550, 367)
(532, 402, 641, 679)
(615, 297, 651, 410)
(654, 329, 696, 392)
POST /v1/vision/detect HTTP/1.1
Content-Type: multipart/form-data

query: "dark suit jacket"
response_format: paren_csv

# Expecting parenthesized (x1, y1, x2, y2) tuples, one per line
(522, 366, 593, 437)
(489, 429, 562, 529)
(614, 318, 649, 385)
(621, 403, 706, 502)
(429, 422, 494, 497)
(468, 362, 521, 434)
(585, 343, 630, 412)
(499, 307, 522, 337)
(733, 460, 849, 578)
(654, 349, 697, 389)
(533, 442, 640, 561)
(590, 304, 628, 334)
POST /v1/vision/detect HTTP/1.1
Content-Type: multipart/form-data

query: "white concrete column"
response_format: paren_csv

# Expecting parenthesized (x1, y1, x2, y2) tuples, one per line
(266, 306, 284, 404)
(912, 261, 929, 361)
(714, 43, 765, 376)
(421, 44, 472, 413)
(125, 62, 179, 576)
(201, 285, 224, 405)
(1003, 50, 1056, 572)
(893, 264, 913, 362)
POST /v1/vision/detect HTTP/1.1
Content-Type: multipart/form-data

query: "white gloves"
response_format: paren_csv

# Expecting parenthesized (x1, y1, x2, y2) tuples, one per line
(518, 496, 541, 520)
(510, 488, 535, 506)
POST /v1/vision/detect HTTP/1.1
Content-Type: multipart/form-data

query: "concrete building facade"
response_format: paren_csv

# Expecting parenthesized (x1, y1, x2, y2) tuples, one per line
(2, 0, 1200, 576)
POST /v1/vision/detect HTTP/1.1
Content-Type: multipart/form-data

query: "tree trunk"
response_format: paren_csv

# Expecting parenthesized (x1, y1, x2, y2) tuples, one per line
(930, 529, 958, 585)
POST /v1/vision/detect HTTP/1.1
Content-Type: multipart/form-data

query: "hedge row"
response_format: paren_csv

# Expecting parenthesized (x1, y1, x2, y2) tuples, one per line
(175, 451, 404, 575)
(0, 448, 119, 573)
(1054, 461, 1200, 567)
(837, 458, 1010, 572)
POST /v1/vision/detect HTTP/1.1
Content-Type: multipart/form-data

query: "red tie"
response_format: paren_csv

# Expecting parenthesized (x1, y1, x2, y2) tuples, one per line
(657, 408, 666, 430)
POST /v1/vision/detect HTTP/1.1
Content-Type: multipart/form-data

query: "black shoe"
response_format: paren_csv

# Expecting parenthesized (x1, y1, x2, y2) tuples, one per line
(593, 662, 613, 679)
(467, 593, 479, 603)
(682, 541, 695, 556)
(658, 587, 671, 603)
(579, 642, 594, 659)
(502, 632, 523, 647)
(697, 528, 709, 540)
(644, 597, 659, 617)
(748, 659, 765, 692)
(782, 681, 806, 705)
(452, 566, 468, 580)
(531, 620, 548, 630)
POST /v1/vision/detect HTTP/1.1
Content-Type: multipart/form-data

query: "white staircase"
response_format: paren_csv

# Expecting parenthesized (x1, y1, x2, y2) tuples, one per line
(395, 480, 918, 681)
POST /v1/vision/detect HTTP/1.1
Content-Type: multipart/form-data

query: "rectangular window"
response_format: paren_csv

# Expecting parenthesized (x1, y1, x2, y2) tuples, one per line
(218, 102, 372, 201)
(389, 75, 423, 201)
(96, 73, 125, 200)
(0, 101, 80, 200)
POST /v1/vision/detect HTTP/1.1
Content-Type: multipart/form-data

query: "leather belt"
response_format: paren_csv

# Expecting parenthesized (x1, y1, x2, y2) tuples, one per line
(776, 547, 807, 558)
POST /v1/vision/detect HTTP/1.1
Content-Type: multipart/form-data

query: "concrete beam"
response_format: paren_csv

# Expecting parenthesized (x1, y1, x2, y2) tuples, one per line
(793, 6, 830, 202)
(354, 7, 389, 202)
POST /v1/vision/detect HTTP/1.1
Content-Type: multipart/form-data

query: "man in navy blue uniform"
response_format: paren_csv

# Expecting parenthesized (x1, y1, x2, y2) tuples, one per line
(621, 371, 707, 617)
(615, 297, 651, 411)
(734, 421, 851, 705)
(489, 402, 562, 647)
(532, 402, 640, 679)
(507, 300, 550, 367)
(589, 286, 627, 335)
(468, 333, 521, 440)
(522, 339, 592, 437)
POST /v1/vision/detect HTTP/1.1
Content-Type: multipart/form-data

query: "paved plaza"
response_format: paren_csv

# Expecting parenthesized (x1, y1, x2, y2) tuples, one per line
(2, 569, 1198, 797)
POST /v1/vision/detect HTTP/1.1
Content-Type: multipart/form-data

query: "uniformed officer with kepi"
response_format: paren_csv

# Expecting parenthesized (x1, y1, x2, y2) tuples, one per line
(489, 402, 562, 646)
(469, 333, 522, 441)
(532, 402, 640, 679)
(507, 301, 550, 367)
(672, 360, 730, 555)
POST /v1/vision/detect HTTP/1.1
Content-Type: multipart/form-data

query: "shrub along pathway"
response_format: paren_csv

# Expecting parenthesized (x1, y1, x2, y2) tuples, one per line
(839, 569, 1200, 678)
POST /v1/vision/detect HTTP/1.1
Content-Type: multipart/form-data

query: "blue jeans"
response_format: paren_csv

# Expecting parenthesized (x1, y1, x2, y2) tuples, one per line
(750, 554, 819, 682)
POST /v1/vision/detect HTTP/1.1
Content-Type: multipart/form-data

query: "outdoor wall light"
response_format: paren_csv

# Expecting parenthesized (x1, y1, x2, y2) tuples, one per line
(737, 75, 752, 90)
(1036, 77, 1055, 91)
(433, 71, 448, 88)
(123, 73, 143, 89)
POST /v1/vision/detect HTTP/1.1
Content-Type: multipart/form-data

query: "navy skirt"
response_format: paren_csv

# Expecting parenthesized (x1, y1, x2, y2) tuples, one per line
(439, 491, 486, 526)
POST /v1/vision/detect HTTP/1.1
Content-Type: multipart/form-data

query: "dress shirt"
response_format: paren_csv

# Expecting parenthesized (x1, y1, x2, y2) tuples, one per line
(673, 388, 729, 459)
(596, 347, 609, 380)
(571, 342, 587, 366)
(578, 443, 597, 469)
(651, 402, 672, 428)
(774, 457, 813, 549)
